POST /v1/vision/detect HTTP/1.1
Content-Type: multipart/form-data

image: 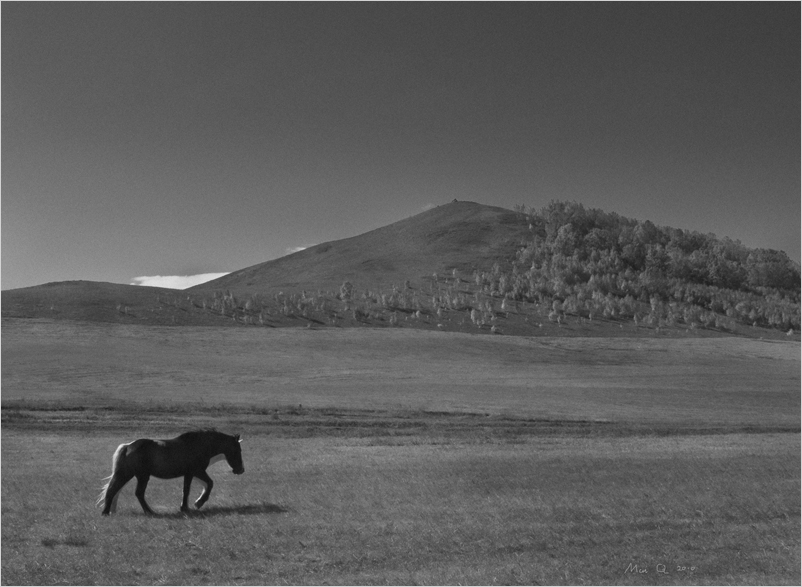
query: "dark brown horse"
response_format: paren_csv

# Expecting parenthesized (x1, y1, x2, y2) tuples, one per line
(97, 429, 244, 515)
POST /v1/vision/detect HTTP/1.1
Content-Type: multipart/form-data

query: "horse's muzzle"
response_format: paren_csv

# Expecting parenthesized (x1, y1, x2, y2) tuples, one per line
(233, 467, 245, 475)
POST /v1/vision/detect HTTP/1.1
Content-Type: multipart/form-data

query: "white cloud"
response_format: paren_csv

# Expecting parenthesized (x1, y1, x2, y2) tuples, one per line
(285, 244, 315, 255)
(130, 273, 229, 290)
(421, 203, 437, 211)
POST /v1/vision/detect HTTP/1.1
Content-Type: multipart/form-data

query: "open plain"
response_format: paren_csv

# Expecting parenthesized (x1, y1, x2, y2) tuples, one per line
(2, 317, 800, 585)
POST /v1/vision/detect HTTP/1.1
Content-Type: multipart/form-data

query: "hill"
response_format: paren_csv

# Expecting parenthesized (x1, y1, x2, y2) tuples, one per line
(2, 200, 799, 338)
(189, 201, 529, 296)
(0, 280, 237, 327)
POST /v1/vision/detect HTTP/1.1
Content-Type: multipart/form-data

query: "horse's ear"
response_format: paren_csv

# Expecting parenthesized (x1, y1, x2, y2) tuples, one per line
(236, 434, 242, 443)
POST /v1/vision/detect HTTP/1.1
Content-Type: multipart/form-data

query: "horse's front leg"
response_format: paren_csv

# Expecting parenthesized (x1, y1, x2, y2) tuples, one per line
(193, 470, 214, 509)
(181, 474, 193, 512)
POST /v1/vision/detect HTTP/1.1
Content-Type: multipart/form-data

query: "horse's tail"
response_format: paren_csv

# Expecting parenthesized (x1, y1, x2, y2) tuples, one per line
(96, 443, 128, 508)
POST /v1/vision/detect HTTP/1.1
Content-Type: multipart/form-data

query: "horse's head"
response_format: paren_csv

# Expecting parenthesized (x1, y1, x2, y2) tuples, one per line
(223, 433, 245, 475)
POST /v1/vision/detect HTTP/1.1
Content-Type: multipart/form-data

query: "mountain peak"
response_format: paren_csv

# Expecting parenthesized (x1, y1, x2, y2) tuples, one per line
(191, 201, 529, 295)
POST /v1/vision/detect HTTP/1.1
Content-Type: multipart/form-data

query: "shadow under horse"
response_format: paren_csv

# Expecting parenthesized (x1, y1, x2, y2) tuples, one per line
(97, 429, 244, 515)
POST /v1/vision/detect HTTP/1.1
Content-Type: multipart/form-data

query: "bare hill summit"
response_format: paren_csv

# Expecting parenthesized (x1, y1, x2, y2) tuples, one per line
(189, 201, 528, 296)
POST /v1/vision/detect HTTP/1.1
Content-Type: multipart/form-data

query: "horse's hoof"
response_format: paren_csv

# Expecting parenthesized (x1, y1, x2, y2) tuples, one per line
(101, 511, 110, 517)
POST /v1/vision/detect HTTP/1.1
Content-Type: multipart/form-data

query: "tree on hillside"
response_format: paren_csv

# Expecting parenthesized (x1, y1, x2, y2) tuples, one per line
(340, 281, 354, 301)
(496, 200, 800, 332)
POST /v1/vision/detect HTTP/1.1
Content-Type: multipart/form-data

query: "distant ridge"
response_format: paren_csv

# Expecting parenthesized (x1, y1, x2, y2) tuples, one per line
(2, 200, 798, 339)
(0, 280, 236, 327)
(189, 201, 529, 296)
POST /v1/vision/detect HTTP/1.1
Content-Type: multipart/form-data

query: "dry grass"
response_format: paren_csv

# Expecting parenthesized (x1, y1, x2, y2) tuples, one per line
(2, 319, 799, 427)
(2, 421, 799, 585)
(2, 319, 799, 584)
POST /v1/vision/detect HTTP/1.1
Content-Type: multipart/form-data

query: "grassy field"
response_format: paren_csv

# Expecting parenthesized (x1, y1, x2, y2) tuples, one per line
(2, 318, 799, 426)
(2, 318, 800, 584)
(2, 412, 799, 585)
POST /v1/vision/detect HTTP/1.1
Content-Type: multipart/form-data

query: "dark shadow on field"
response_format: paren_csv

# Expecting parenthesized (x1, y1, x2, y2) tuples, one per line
(154, 501, 289, 519)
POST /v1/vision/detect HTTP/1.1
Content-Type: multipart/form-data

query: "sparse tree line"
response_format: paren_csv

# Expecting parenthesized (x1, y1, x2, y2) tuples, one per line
(156, 275, 505, 331)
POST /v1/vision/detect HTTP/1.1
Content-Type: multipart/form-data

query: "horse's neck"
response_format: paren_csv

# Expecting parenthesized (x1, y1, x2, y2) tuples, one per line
(206, 434, 227, 463)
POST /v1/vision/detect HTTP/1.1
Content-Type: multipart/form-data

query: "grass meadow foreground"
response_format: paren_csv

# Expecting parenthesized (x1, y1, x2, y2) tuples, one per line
(1, 410, 799, 586)
(2, 319, 800, 584)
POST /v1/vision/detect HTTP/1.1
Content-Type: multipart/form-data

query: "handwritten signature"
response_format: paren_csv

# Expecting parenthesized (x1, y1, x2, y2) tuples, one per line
(625, 563, 697, 575)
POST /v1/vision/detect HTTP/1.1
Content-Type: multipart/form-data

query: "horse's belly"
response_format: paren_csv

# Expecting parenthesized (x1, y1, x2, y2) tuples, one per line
(149, 461, 199, 478)
(150, 469, 186, 480)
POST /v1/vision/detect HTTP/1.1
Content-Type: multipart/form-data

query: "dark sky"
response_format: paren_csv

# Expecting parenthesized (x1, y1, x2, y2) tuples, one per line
(3, 2, 799, 290)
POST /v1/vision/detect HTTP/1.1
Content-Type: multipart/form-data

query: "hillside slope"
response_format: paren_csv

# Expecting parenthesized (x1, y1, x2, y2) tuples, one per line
(2, 200, 798, 339)
(189, 200, 528, 296)
(1, 201, 532, 330)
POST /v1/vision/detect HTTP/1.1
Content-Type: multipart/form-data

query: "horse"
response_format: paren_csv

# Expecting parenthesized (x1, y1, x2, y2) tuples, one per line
(97, 429, 244, 516)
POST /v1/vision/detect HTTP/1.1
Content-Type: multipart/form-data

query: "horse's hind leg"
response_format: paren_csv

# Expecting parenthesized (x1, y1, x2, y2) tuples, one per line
(134, 474, 155, 515)
(101, 472, 133, 516)
(193, 471, 214, 509)
(110, 490, 121, 513)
